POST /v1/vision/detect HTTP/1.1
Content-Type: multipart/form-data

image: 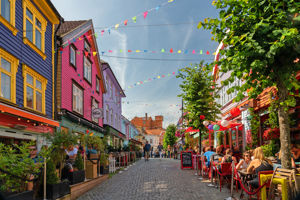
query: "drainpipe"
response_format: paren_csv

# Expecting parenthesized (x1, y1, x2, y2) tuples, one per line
(54, 19, 64, 120)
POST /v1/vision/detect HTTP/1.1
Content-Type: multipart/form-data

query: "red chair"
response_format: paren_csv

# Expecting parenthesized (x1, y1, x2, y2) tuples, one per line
(201, 156, 210, 178)
(219, 162, 233, 192)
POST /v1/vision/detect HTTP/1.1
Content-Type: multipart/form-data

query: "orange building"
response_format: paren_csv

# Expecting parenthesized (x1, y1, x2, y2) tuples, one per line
(131, 113, 165, 150)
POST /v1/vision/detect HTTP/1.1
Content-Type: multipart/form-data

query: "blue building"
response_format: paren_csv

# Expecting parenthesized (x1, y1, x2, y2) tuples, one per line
(121, 115, 142, 148)
(0, 0, 62, 149)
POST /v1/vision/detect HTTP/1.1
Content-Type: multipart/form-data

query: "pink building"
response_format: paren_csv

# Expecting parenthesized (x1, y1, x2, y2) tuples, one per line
(56, 20, 106, 136)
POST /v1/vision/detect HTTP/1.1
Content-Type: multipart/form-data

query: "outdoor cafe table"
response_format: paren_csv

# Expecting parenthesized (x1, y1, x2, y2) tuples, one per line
(238, 170, 255, 199)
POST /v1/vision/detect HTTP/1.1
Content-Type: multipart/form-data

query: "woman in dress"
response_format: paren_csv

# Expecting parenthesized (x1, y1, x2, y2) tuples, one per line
(247, 147, 273, 188)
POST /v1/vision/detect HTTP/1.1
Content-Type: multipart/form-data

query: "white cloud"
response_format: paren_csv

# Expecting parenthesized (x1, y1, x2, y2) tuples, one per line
(103, 30, 128, 89)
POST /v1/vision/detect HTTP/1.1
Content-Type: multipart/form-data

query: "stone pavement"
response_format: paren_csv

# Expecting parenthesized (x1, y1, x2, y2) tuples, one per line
(78, 158, 232, 200)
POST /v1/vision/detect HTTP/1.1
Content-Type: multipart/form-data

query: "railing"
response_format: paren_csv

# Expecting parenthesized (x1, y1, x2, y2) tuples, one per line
(109, 157, 116, 173)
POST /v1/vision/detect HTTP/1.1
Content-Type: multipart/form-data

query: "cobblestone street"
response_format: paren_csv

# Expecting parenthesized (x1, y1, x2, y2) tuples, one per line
(78, 159, 231, 200)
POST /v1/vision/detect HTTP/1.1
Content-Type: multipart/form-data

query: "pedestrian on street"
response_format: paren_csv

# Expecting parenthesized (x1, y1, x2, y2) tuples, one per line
(150, 146, 153, 158)
(157, 143, 163, 159)
(173, 144, 178, 159)
(144, 141, 151, 161)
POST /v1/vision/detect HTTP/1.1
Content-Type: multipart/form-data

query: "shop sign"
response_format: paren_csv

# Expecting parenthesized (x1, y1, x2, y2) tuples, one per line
(92, 108, 103, 119)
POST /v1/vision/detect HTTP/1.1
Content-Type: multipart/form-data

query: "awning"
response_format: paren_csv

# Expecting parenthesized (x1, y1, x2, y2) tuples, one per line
(185, 127, 199, 133)
(0, 102, 59, 127)
(104, 124, 126, 139)
(65, 110, 105, 133)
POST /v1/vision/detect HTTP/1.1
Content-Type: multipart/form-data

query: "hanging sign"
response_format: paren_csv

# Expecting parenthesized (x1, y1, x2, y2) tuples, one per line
(92, 108, 103, 119)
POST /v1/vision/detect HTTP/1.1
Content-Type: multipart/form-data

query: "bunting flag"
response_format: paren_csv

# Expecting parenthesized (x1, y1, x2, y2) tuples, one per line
(59, 0, 175, 49)
(57, 47, 214, 56)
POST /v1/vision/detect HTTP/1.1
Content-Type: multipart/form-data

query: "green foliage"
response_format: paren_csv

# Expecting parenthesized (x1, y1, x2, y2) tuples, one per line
(261, 140, 279, 157)
(216, 132, 224, 146)
(177, 62, 221, 132)
(249, 108, 259, 147)
(0, 142, 43, 192)
(86, 135, 105, 153)
(163, 124, 177, 149)
(74, 152, 84, 171)
(46, 159, 59, 185)
(100, 153, 108, 167)
(266, 93, 279, 129)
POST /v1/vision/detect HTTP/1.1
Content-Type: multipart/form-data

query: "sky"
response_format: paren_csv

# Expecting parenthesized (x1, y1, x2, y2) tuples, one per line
(52, 0, 219, 128)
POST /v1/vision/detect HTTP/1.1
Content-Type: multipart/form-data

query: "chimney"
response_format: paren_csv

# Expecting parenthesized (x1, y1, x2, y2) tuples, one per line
(145, 113, 148, 120)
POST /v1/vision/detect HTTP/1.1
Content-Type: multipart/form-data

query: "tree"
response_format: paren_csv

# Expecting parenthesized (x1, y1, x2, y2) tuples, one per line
(177, 62, 221, 152)
(163, 124, 177, 149)
(199, 0, 300, 168)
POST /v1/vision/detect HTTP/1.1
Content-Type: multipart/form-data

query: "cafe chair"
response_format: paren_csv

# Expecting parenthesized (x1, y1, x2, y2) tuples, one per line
(268, 167, 299, 200)
(201, 156, 210, 178)
(254, 170, 273, 200)
(219, 162, 232, 192)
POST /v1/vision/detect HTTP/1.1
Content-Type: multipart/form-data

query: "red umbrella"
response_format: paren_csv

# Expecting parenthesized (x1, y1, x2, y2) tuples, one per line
(185, 127, 199, 133)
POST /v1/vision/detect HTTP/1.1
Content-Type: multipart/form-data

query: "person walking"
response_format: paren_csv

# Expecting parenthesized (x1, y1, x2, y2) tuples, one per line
(144, 141, 151, 161)
(150, 146, 153, 158)
(157, 143, 163, 159)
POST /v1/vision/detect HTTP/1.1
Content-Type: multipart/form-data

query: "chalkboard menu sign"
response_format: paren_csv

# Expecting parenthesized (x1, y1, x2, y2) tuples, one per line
(181, 151, 193, 169)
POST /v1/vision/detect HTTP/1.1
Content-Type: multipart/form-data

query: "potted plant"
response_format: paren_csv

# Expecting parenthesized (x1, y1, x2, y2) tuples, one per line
(100, 153, 109, 174)
(0, 142, 42, 200)
(44, 159, 70, 200)
(67, 152, 85, 185)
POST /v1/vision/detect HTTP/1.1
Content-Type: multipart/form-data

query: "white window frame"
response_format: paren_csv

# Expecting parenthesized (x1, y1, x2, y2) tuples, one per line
(72, 83, 83, 115)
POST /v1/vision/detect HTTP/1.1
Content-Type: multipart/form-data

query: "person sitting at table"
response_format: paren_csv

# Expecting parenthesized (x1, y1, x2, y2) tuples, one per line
(291, 144, 300, 162)
(236, 151, 251, 171)
(203, 147, 215, 167)
(221, 149, 237, 163)
(247, 147, 273, 188)
(276, 150, 297, 168)
(212, 146, 224, 162)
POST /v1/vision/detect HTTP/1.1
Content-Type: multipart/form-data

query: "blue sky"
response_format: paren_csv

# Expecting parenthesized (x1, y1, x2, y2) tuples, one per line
(52, 0, 219, 128)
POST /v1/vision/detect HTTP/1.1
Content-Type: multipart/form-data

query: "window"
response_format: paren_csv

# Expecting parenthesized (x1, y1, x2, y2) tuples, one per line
(110, 109, 113, 125)
(23, 0, 47, 59)
(72, 83, 83, 114)
(0, 48, 18, 103)
(22, 65, 47, 114)
(115, 113, 117, 127)
(0, 0, 17, 35)
(84, 38, 90, 53)
(96, 77, 100, 93)
(70, 44, 76, 68)
(83, 56, 92, 83)
(106, 105, 109, 123)
(91, 98, 98, 123)
(110, 82, 113, 98)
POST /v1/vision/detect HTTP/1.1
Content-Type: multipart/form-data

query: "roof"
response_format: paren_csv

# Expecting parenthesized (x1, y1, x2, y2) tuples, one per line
(56, 20, 88, 36)
(145, 128, 165, 136)
(101, 60, 126, 97)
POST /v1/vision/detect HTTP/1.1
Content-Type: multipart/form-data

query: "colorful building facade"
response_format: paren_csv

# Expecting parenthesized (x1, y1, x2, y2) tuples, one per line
(102, 60, 126, 147)
(56, 20, 106, 137)
(121, 115, 141, 147)
(0, 0, 62, 150)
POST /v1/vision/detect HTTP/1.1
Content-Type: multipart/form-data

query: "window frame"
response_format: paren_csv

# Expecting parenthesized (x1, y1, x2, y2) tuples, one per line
(0, 48, 19, 103)
(22, 0, 47, 60)
(83, 55, 92, 85)
(91, 97, 99, 123)
(72, 81, 84, 115)
(96, 76, 100, 93)
(84, 37, 91, 53)
(69, 43, 77, 69)
(0, 0, 17, 35)
(22, 64, 47, 114)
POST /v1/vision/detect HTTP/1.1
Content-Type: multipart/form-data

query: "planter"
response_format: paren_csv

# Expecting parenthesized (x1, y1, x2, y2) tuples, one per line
(46, 181, 70, 200)
(68, 170, 85, 185)
(6, 190, 34, 200)
(100, 166, 109, 174)
(85, 160, 98, 179)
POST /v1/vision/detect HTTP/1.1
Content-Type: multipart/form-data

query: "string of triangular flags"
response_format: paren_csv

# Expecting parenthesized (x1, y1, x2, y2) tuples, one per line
(126, 64, 201, 90)
(58, 0, 175, 50)
(56, 48, 215, 56)
(101, 49, 214, 55)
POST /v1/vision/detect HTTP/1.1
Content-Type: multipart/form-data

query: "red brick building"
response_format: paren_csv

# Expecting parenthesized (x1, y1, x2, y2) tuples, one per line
(131, 113, 165, 149)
